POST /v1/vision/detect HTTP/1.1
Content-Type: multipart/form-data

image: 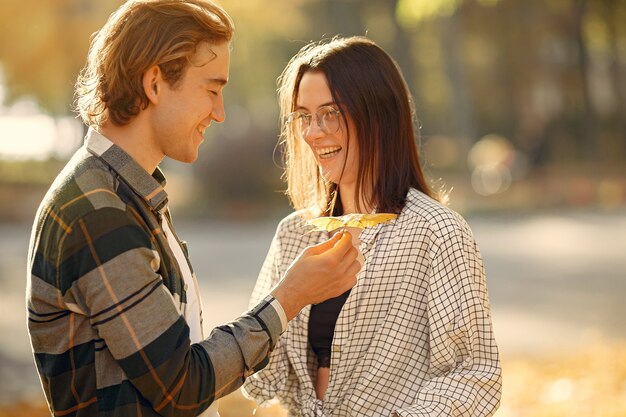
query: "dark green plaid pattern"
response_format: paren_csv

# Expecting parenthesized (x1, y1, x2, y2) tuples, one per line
(27, 129, 283, 417)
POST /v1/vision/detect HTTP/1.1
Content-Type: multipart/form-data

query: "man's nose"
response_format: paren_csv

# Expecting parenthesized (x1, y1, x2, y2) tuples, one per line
(211, 95, 225, 123)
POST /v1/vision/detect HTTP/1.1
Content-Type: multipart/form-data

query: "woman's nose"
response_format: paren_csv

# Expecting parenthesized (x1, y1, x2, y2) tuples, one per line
(304, 118, 324, 142)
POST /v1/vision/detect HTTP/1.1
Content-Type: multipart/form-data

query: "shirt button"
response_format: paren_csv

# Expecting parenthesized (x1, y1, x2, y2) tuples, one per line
(184, 283, 189, 291)
(332, 345, 341, 353)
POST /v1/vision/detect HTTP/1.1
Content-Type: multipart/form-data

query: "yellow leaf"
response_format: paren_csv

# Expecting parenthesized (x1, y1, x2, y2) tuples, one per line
(308, 213, 397, 232)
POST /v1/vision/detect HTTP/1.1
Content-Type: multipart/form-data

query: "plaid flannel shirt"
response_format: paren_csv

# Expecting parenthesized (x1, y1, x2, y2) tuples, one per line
(242, 189, 502, 417)
(27, 128, 284, 417)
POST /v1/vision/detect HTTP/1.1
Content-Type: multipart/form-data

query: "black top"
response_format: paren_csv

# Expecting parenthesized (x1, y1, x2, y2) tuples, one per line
(308, 289, 351, 368)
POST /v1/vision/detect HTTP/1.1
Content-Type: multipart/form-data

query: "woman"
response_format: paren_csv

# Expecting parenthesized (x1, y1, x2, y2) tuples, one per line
(242, 36, 501, 417)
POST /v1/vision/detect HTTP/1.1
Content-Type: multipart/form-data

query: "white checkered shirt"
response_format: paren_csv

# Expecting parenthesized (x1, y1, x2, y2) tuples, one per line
(242, 189, 502, 417)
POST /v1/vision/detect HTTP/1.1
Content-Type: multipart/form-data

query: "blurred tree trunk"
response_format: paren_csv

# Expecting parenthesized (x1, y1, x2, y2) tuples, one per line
(388, 0, 415, 95)
(572, 0, 598, 158)
(439, 6, 476, 141)
(370, 0, 418, 129)
(603, 0, 626, 127)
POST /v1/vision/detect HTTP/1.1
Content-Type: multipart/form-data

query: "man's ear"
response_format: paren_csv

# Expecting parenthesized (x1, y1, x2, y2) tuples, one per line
(143, 65, 162, 105)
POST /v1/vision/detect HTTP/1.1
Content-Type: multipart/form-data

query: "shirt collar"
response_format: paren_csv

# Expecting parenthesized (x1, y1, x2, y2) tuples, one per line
(84, 127, 169, 213)
(359, 189, 423, 246)
(359, 217, 395, 246)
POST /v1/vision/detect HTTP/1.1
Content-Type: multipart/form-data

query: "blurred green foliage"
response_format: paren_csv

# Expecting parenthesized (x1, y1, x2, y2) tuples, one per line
(0, 0, 624, 217)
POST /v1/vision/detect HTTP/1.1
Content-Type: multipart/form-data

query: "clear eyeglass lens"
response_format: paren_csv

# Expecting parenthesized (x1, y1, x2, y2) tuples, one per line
(299, 114, 312, 131)
(290, 106, 340, 139)
(320, 108, 339, 133)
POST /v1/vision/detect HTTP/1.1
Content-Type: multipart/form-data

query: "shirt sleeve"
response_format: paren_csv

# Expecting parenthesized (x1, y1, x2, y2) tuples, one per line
(270, 297, 289, 333)
(392, 221, 502, 417)
(241, 225, 294, 406)
(62, 206, 283, 417)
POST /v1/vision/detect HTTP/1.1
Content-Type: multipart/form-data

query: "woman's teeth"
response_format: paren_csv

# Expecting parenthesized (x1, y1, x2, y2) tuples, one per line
(318, 146, 341, 159)
(197, 126, 206, 135)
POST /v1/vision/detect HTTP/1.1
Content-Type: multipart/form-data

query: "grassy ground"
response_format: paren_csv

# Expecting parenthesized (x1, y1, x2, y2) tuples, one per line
(3, 342, 624, 417)
(497, 341, 626, 417)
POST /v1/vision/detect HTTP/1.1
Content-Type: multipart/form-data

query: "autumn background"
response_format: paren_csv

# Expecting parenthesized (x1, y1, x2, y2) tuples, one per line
(0, 0, 625, 416)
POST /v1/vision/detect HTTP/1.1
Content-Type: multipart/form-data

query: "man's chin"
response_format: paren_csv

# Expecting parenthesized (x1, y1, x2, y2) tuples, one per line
(169, 152, 198, 164)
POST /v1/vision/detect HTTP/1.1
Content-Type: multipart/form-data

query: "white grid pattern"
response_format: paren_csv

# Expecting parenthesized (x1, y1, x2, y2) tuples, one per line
(242, 189, 501, 417)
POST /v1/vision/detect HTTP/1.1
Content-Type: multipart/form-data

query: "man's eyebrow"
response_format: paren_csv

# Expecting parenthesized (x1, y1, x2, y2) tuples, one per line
(205, 78, 228, 86)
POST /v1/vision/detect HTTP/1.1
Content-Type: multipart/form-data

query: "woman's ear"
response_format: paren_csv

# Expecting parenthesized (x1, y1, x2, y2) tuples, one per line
(143, 65, 162, 105)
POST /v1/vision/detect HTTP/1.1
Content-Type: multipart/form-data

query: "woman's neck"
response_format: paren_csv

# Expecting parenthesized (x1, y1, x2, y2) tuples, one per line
(338, 184, 373, 215)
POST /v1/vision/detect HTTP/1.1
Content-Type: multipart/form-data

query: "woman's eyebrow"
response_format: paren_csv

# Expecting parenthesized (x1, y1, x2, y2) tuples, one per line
(294, 101, 336, 112)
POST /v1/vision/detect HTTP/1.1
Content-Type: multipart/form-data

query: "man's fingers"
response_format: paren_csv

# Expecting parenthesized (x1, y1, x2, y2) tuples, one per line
(330, 258, 360, 297)
(306, 231, 353, 257)
(340, 245, 358, 265)
(306, 231, 343, 255)
(347, 258, 362, 277)
(329, 231, 354, 256)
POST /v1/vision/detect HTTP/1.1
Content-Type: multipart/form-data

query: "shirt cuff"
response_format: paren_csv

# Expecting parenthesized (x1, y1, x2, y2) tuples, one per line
(269, 296, 288, 333)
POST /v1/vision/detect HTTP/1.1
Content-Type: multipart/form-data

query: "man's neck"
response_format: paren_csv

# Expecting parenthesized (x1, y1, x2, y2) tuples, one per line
(99, 116, 163, 174)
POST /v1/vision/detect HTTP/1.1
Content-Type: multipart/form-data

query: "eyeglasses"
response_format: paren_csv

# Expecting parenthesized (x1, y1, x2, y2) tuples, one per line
(286, 105, 341, 140)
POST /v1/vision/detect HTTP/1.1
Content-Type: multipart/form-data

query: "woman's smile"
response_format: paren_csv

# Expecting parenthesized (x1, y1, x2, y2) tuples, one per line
(316, 145, 342, 160)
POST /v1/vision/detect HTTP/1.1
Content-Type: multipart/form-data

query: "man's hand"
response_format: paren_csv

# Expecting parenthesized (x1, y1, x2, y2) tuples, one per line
(271, 232, 360, 321)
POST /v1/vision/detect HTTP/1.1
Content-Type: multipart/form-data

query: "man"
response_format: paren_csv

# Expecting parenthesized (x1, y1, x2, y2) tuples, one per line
(26, 1, 359, 416)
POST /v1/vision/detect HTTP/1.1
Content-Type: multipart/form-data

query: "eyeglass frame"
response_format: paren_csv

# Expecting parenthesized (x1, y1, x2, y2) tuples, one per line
(285, 105, 343, 140)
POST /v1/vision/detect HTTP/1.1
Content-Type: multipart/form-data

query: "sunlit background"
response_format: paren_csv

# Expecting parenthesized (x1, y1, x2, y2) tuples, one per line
(0, 0, 624, 416)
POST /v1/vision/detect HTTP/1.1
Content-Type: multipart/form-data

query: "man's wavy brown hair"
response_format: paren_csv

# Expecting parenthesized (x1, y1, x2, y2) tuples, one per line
(75, 0, 233, 127)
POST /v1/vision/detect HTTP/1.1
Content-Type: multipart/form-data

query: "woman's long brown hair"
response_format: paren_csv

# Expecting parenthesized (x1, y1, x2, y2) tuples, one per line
(278, 36, 441, 217)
